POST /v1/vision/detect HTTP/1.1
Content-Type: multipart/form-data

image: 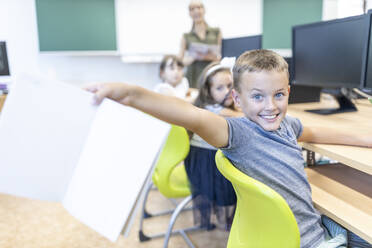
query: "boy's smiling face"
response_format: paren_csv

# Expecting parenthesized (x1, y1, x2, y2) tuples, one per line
(233, 70, 290, 131)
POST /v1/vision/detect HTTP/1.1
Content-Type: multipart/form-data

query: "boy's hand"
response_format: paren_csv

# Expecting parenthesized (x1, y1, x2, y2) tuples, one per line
(84, 83, 134, 106)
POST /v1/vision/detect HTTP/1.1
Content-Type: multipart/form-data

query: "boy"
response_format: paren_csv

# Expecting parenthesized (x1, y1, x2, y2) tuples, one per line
(86, 50, 371, 248)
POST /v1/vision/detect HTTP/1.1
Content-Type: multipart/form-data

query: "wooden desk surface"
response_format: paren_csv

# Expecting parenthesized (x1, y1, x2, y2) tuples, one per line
(305, 164, 372, 244)
(288, 98, 372, 175)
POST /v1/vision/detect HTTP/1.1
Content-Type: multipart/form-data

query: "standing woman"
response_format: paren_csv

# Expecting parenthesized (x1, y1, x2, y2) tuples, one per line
(179, 0, 222, 89)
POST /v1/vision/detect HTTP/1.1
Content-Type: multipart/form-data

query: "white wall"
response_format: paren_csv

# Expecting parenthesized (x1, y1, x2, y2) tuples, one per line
(0, 0, 262, 88)
(117, 0, 262, 56)
(6, 0, 368, 88)
(323, 0, 372, 20)
(0, 0, 160, 88)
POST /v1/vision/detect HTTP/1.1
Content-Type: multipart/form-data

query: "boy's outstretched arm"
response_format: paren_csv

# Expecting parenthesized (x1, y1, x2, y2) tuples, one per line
(298, 126, 372, 148)
(86, 83, 229, 148)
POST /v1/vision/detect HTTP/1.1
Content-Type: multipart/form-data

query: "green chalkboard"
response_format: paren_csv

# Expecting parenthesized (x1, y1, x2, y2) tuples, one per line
(263, 0, 322, 49)
(35, 0, 117, 51)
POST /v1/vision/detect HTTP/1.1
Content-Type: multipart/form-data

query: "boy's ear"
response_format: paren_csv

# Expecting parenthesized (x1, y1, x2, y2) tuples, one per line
(231, 89, 241, 108)
(288, 85, 291, 94)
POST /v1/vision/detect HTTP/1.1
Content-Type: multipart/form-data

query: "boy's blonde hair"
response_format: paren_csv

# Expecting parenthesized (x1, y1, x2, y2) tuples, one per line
(233, 49, 289, 92)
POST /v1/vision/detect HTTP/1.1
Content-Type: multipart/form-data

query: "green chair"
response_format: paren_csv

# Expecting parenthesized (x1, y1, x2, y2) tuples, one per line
(215, 150, 301, 248)
(139, 125, 201, 248)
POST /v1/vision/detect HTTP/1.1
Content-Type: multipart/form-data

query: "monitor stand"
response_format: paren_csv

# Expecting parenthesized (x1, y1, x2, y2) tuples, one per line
(305, 94, 357, 115)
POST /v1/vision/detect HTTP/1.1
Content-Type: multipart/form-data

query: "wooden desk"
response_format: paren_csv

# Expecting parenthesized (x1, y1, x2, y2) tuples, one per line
(0, 94, 6, 112)
(288, 98, 372, 243)
(288, 99, 372, 175)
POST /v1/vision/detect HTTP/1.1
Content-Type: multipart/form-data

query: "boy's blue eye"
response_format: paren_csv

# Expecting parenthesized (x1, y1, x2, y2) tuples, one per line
(275, 92, 285, 98)
(253, 94, 263, 100)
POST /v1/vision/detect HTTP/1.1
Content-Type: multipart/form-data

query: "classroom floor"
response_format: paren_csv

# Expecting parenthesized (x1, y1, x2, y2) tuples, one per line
(0, 188, 229, 248)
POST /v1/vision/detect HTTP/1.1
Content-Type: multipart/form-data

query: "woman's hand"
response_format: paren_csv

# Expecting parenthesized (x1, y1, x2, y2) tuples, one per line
(183, 54, 195, 66)
(201, 50, 221, 61)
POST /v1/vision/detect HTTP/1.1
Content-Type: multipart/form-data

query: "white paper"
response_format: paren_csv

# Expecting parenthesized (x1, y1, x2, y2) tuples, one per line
(63, 100, 170, 242)
(0, 78, 170, 242)
(0, 78, 97, 201)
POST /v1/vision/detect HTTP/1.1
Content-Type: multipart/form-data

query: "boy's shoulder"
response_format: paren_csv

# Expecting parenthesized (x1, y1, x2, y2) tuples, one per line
(283, 114, 301, 123)
(281, 115, 304, 138)
(282, 115, 303, 128)
(226, 116, 254, 127)
(225, 117, 258, 135)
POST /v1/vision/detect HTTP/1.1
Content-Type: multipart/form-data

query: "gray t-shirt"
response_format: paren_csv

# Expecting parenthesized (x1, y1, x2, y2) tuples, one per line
(222, 116, 325, 248)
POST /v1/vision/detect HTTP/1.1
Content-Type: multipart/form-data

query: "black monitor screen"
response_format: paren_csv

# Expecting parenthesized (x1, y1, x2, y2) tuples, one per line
(364, 12, 372, 89)
(0, 42, 10, 76)
(222, 35, 262, 58)
(366, 73, 372, 89)
(292, 15, 368, 88)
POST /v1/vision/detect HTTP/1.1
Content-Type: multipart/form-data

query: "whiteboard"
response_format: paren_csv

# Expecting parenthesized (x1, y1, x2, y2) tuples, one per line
(116, 0, 262, 56)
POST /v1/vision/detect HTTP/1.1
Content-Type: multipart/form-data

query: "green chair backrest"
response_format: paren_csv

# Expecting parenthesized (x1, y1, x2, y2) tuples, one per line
(215, 150, 300, 248)
(152, 125, 191, 198)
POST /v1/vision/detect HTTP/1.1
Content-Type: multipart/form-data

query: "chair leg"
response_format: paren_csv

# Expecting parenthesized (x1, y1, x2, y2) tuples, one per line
(139, 179, 196, 242)
(138, 181, 196, 244)
(139, 193, 203, 247)
(141, 182, 191, 219)
(179, 229, 197, 248)
(138, 181, 154, 241)
(163, 195, 195, 248)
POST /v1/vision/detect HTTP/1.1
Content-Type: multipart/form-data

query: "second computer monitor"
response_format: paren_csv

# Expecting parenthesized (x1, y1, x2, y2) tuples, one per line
(365, 74, 372, 89)
(0, 42, 10, 76)
(292, 15, 368, 89)
(363, 11, 372, 89)
(222, 35, 262, 58)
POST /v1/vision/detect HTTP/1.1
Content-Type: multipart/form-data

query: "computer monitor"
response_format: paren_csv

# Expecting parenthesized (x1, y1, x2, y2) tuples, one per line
(364, 78, 372, 89)
(0, 42, 10, 76)
(222, 35, 262, 58)
(363, 11, 372, 90)
(285, 57, 322, 104)
(292, 14, 369, 114)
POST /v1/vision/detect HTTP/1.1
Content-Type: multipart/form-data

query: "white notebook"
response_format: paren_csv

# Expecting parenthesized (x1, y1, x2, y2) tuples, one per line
(0, 78, 170, 242)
